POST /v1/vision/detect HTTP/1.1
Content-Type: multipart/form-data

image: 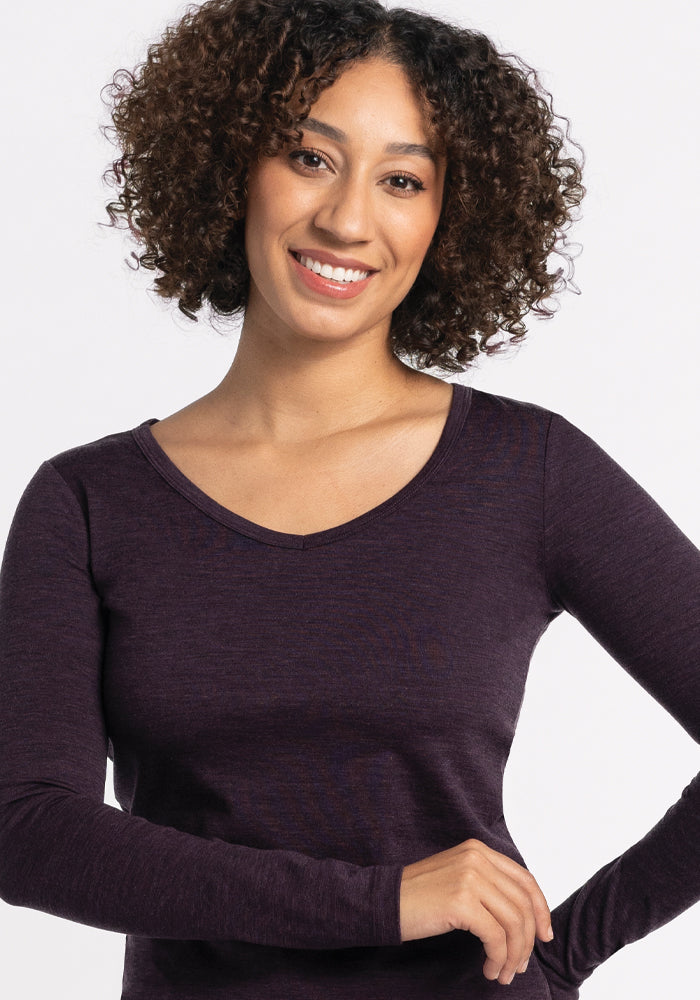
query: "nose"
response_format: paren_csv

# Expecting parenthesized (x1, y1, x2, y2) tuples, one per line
(312, 170, 376, 244)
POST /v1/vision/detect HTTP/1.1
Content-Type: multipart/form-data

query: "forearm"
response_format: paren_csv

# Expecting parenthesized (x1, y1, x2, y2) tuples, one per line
(0, 786, 404, 948)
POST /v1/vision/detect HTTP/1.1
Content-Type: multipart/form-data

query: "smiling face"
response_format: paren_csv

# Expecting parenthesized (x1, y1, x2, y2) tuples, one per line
(242, 57, 447, 349)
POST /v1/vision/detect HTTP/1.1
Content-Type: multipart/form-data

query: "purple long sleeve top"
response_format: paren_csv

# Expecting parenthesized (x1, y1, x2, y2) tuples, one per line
(0, 383, 698, 999)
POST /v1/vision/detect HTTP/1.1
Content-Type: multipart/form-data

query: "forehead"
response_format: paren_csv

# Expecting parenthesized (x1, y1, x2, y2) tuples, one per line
(294, 58, 441, 150)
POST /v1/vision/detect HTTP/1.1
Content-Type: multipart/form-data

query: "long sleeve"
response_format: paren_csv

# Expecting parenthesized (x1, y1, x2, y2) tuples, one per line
(0, 460, 404, 948)
(533, 413, 700, 996)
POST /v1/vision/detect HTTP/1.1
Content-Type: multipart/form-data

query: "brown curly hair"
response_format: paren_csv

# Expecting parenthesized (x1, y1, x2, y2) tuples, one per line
(101, 0, 585, 374)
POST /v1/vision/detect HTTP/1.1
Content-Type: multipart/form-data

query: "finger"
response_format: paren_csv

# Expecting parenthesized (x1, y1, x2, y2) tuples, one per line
(486, 866, 537, 974)
(458, 848, 537, 975)
(478, 881, 534, 984)
(468, 841, 553, 941)
(466, 904, 509, 982)
(452, 867, 531, 983)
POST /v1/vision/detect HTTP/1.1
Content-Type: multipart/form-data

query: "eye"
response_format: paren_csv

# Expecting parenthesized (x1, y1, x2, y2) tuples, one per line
(386, 172, 425, 196)
(288, 147, 426, 197)
(288, 147, 331, 172)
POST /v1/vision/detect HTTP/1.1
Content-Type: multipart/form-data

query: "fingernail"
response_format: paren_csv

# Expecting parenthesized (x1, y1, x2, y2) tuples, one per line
(518, 959, 529, 973)
(546, 925, 554, 940)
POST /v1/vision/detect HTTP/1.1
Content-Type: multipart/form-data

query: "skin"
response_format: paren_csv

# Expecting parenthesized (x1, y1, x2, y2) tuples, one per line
(202, 55, 451, 442)
(400, 839, 553, 985)
(152, 58, 553, 980)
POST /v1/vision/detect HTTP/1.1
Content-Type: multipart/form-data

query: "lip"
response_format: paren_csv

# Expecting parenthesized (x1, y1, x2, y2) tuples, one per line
(288, 249, 376, 300)
(290, 247, 379, 273)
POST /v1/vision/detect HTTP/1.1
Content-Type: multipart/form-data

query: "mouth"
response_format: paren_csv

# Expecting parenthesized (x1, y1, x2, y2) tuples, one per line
(287, 249, 377, 300)
(289, 250, 375, 284)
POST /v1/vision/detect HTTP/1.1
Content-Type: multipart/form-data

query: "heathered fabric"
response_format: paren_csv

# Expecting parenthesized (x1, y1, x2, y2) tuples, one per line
(0, 383, 698, 1000)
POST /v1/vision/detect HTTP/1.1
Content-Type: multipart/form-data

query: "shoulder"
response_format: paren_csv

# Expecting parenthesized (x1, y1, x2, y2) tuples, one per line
(469, 386, 553, 417)
(469, 387, 621, 470)
(459, 387, 616, 487)
(466, 386, 598, 444)
(466, 386, 559, 446)
(25, 420, 155, 513)
(467, 385, 558, 427)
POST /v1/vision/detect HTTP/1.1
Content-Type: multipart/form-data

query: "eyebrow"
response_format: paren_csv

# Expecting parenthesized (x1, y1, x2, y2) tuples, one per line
(300, 116, 437, 164)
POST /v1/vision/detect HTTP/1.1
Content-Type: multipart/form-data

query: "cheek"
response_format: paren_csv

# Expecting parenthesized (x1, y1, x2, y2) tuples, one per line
(244, 166, 309, 256)
(244, 160, 283, 226)
(243, 202, 283, 280)
(393, 210, 441, 269)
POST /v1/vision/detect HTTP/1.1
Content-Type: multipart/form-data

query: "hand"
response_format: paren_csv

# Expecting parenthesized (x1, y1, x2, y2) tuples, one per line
(399, 838, 553, 986)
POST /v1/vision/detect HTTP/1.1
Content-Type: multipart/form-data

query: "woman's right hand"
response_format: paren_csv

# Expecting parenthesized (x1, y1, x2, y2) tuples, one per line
(399, 838, 554, 986)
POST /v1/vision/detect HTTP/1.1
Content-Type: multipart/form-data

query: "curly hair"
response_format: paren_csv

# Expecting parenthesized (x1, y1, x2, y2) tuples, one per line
(101, 0, 585, 374)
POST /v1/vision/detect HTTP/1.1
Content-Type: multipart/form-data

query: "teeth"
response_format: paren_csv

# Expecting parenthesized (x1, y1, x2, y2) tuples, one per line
(296, 253, 369, 283)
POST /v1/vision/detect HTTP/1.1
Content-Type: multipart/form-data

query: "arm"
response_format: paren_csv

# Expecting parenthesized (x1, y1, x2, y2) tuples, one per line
(0, 460, 404, 948)
(534, 413, 700, 995)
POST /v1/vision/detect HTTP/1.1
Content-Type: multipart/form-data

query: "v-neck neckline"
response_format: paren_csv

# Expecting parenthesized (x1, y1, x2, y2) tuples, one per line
(131, 381, 472, 549)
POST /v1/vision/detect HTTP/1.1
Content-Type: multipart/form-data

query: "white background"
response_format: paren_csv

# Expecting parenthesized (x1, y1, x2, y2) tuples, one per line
(1, 0, 698, 996)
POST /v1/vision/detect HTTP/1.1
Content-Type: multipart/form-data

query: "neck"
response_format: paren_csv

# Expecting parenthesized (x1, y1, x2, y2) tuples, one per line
(204, 317, 426, 446)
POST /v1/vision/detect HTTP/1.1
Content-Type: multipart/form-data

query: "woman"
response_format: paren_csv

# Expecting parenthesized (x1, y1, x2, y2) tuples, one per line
(0, 0, 697, 997)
